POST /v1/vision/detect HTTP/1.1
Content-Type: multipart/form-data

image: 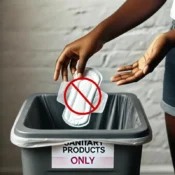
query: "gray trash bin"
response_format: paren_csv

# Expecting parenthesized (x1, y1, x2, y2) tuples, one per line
(11, 93, 152, 175)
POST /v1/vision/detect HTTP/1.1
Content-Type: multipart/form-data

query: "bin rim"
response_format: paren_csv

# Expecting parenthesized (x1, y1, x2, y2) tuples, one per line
(10, 93, 152, 148)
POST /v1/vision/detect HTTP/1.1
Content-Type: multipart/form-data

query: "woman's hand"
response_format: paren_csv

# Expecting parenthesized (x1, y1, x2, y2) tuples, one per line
(111, 33, 172, 85)
(54, 33, 103, 81)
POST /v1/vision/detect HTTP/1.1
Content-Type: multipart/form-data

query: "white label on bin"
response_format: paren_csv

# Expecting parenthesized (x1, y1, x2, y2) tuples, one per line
(52, 141, 114, 169)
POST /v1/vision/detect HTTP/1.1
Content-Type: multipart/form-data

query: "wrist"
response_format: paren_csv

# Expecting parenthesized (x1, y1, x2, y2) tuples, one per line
(88, 21, 108, 45)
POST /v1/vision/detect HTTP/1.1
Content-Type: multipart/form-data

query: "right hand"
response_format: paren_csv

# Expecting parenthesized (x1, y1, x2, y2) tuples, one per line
(54, 33, 103, 81)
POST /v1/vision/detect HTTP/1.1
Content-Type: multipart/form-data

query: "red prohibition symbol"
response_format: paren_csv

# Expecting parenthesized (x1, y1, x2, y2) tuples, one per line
(64, 77, 102, 115)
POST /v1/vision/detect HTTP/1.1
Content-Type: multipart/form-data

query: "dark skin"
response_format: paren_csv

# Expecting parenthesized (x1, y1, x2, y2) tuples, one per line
(115, 30, 175, 172)
(54, 0, 167, 81)
(111, 31, 175, 85)
(54, 0, 175, 171)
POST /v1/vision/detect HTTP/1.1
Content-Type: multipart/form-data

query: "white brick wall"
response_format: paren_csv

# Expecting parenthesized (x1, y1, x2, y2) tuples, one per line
(0, 0, 174, 173)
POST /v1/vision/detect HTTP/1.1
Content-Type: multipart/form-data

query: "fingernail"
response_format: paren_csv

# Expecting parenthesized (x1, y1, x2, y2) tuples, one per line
(73, 73, 76, 79)
(110, 77, 114, 82)
(78, 73, 82, 78)
(72, 69, 76, 74)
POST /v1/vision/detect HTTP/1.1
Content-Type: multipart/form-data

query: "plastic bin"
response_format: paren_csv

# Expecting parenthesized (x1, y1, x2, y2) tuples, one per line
(11, 93, 152, 175)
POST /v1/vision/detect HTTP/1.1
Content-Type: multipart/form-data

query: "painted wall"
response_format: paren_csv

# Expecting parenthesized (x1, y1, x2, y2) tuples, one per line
(0, 0, 174, 174)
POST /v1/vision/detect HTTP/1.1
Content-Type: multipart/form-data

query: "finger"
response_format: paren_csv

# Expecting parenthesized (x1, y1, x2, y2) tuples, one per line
(54, 60, 62, 81)
(112, 74, 132, 82)
(54, 50, 68, 81)
(133, 62, 138, 68)
(110, 72, 132, 82)
(117, 62, 138, 72)
(117, 65, 133, 72)
(61, 57, 70, 82)
(114, 72, 132, 77)
(70, 57, 78, 76)
(116, 77, 136, 86)
(117, 70, 143, 86)
(132, 67, 139, 74)
(77, 56, 87, 78)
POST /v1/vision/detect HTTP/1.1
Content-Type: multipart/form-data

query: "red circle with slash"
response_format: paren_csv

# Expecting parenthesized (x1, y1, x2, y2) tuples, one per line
(64, 77, 102, 115)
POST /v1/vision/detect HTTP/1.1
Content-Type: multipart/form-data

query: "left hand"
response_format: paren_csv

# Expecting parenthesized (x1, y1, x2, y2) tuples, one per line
(110, 33, 172, 86)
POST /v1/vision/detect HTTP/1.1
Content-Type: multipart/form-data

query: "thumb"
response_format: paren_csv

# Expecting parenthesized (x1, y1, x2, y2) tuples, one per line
(143, 56, 156, 74)
(77, 56, 87, 78)
(143, 65, 149, 74)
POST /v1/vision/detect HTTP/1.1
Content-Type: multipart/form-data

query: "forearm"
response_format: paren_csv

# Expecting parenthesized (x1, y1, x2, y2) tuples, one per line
(90, 0, 166, 44)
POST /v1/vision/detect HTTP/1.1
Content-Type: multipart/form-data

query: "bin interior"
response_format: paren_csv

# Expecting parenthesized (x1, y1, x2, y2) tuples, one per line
(24, 94, 141, 130)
